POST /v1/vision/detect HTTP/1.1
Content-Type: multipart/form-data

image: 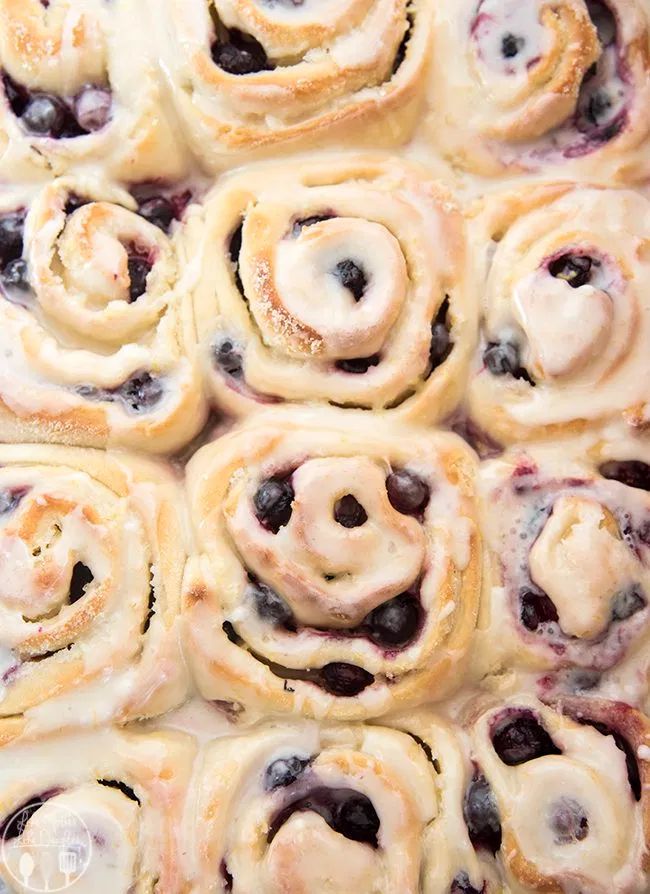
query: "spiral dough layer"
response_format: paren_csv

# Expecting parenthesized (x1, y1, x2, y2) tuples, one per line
(182, 408, 480, 721)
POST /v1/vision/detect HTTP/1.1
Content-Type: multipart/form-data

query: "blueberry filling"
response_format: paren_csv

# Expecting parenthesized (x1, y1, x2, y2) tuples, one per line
(127, 256, 151, 303)
(333, 494, 367, 528)
(611, 585, 646, 621)
(228, 223, 244, 295)
(77, 371, 164, 413)
(268, 787, 380, 847)
(366, 593, 421, 647)
(335, 354, 380, 374)
(428, 297, 453, 373)
(142, 579, 156, 634)
(222, 620, 241, 645)
(385, 469, 430, 517)
(0, 790, 62, 840)
(2, 258, 30, 293)
(599, 460, 650, 492)
(391, 14, 412, 74)
(291, 214, 334, 237)
(579, 720, 641, 800)
(501, 33, 525, 58)
(137, 196, 176, 233)
(254, 476, 295, 533)
(212, 28, 272, 75)
(264, 755, 310, 790)
(491, 711, 561, 766)
(519, 588, 559, 631)
(250, 580, 294, 627)
(483, 342, 534, 384)
(548, 254, 595, 288)
(2, 73, 110, 139)
(0, 210, 26, 268)
(213, 338, 244, 380)
(73, 86, 112, 133)
(587, 0, 617, 45)
(220, 861, 233, 892)
(0, 487, 29, 514)
(463, 774, 502, 854)
(334, 259, 367, 302)
(549, 797, 589, 845)
(64, 193, 90, 215)
(68, 562, 93, 604)
(451, 873, 483, 894)
(97, 779, 140, 804)
(320, 662, 374, 697)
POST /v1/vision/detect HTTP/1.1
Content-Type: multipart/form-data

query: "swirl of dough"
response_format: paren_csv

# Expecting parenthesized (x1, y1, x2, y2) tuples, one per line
(0, 176, 206, 452)
(186, 155, 473, 422)
(182, 408, 480, 720)
(467, 184, 650, 444)
(0, 443, 188, 738)
(464, 695, 650, 893)
(476, 436, 650, 686)
(0, 727, 192, 893)
(153, 0, 431, 169)
(428, 0, 650, 180)
(0, 0, 186, 182)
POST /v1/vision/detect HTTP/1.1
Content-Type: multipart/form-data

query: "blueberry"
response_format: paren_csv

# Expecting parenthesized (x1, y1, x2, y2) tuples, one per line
(335, 794, 380, 845)
(68, 562, 93, 604)
(463, 774, 502, 854)
(64, 194, 89, 215)
(429, 298, 453, 371)
(213, 338, 244, 379)
(254, 477, 294, 533)
(599, 460, 650, 492)
(385, 469, 430, 516)
(483, 341, 521, 376)
(21, 93, 66, 136)
(549, 798, 589, 845)
(501, 32, 525, 58)
(581, 720, 641, 800)
(212, 29, 271, 75)
(127, 257, 151, 303)
(264, 756, 309, 790)
(138, 196, 175, 233)
(549, 254, 594, 288)
(491, 712, 561, 766)
(228, 224, 244, 294)
(0, 211, 25, 267)
(320, 662, 374, 697)
(117, 372, 164, 412)
(586, 90, 613, 125)
(222, 621, 241, 644)
(367, 594, 420, 647)
(0, 487, 28, 514)
(250, 581, 294, 626)
(520, 589, 559, 631)
(451, 873, 482, 894)
(611, 585, 646, 621)
(73, 86, 111, 132)
(334, 259, 366, 301)
(333, 494, 367, 528)
(291, 214, 333, 237)
(335, 354, 380, 374)
(1, 258, 30, 293)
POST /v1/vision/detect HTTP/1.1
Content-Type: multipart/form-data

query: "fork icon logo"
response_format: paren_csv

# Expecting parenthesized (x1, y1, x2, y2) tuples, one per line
(0, 800, 92, 892)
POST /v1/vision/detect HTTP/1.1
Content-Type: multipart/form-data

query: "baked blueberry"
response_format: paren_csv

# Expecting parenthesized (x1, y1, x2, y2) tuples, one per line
(21, 93, 67, 136)
(73, 86, 111, 132)
(549, 798, 589, 844)
(213, 338, 244, 379)
(1, 258, 30, 293)
(268, 787, 380, 847)
(212, 29, 271, 75)
(335, 794, 380, 844)
(0, 210, 25, 267)
(335, 354, 380, 374)
(520, 589, 559, 631)
(483, 341, 525, 378)
(549, 253, 594, 287)
(501, 33, 525, 58)
(367, 594, 420, 647)
(320, 662, 374, 696)
(491, 712, 561, 765)
(68, 562, 94, 604)
(451, 872, 482, 894)
(138, 196, 175, 233)
(264, 755, 309, 790)
(334, 259, 367, 301)
(127, 256, 151, 303)
(254, 477, 294, 533)
(599, 460, 650, 492)
(429, 298, 453, 371)
(386, 469, 430, 516)
(250, 580, 294, 626)
(333, 494, 367, 528)
(611, 585, 646, 621)
(117, 372, 164, 412)
(0, 487, 28, 514)
(463, 774, 502, 854)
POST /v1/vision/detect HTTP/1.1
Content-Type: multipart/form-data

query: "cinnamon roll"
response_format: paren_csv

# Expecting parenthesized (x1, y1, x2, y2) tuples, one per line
(0, 0, 186, 182)
(186, 155, 473, 421)
(184, 714, 493, 894)
(182, 408, 480, 720)
(154, 0, 431, 169)
(467, 183, 650, 445)
(462, 695, 650, 893)
(428, 0, 650, 181)
(0, 726, 192, 892)
(0, 176, 206, 453)
(476, 437, 650, 695)
(0, 443, 188, 737)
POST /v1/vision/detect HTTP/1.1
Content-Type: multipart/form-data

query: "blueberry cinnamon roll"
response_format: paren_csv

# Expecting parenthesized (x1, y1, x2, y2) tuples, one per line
(463, 695, 650, 893)
(467, 184, 650, 444)
(429, 0, 650, 181)
(182, 408, 480, 720)
(0, 726, 192, 892)
(186, 156, 473, 422)
(0, 177, 206, 452)
(154, 0, 431, 169)
(0, 443, 188, 737)
(0, 0, 185, 182)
